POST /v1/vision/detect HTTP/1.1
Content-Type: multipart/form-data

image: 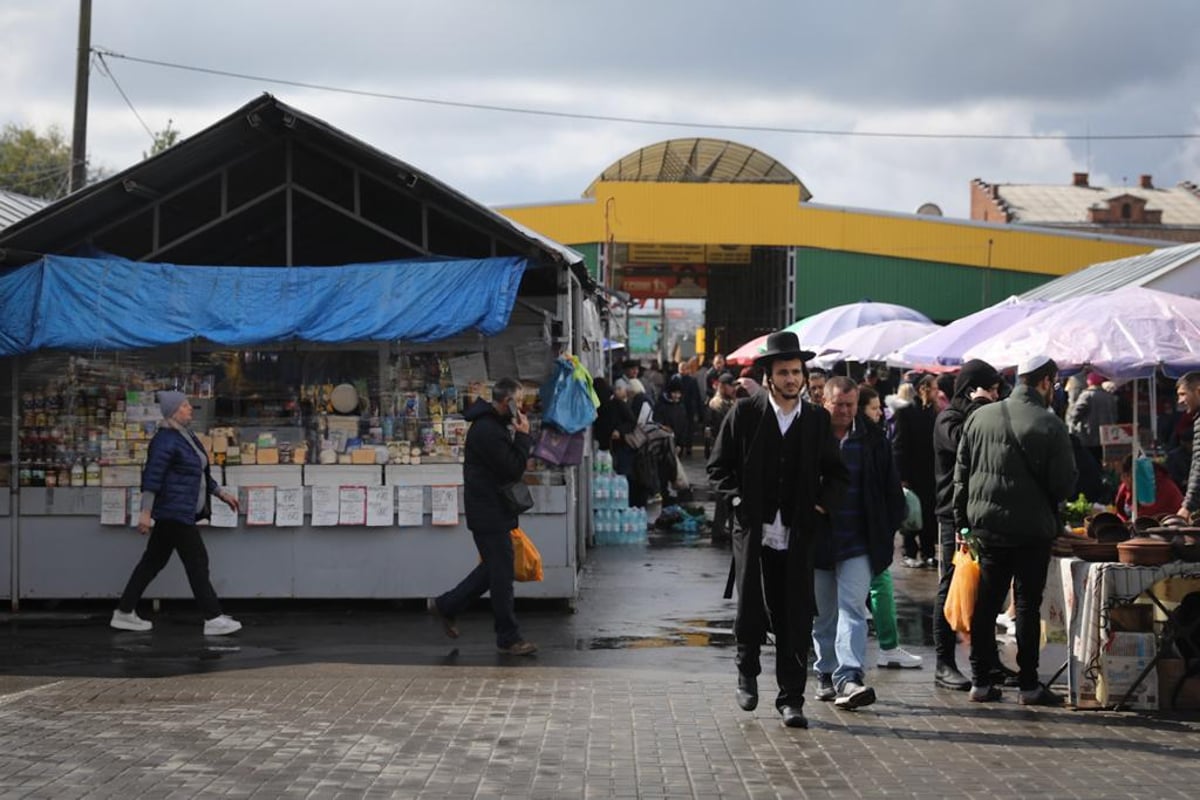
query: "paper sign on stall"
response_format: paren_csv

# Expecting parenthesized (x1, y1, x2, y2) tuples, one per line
(366, 486, 395, 527)
(448, 352, 489, 387)
(209, 487, 238, 528)
(431, 485, 459, 526)
(100, 488, 126, 525)
(275, 487, 304, 527)
(339, 486, 367, 525)
(127, 489, 141, 528)
(310, 485, 340, 527)
(245, 486, 276, 526)
(396, 485, 423, 526)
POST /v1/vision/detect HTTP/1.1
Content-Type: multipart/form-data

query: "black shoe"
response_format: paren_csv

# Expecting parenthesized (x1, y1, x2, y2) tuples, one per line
(1018, 685, 1064, 706)
(989, 663, 1021, 688)
(779, 705, 808, 728)
(735, 674, 758, 711)
(426, 598, 459, 639)
(935, 662, 971, 691)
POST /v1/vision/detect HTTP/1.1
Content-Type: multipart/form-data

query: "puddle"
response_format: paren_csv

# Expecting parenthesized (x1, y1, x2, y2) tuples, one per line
(578, 618, 736, 650)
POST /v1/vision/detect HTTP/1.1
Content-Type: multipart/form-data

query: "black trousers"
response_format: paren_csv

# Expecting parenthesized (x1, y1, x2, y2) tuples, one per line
(118, 519, 222, 620)
(735, 546, 812, 710)
(934, 519, 958, 665)
(968, 541, 1052, 691)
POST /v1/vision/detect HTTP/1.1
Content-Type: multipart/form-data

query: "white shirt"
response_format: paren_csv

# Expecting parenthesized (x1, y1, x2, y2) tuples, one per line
(761, 391, 802, 551)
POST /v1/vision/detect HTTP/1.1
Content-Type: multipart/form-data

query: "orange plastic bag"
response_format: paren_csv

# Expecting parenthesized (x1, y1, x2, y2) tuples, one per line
(944, 547, 980, 634)
(512, 527, 543, 582)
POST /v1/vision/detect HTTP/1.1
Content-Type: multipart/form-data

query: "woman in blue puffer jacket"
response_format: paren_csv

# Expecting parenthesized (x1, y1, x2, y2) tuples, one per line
(110, 391, 243, 636)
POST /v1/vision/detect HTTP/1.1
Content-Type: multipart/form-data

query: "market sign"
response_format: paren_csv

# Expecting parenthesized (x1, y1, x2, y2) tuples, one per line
(626, 243, 751, 265)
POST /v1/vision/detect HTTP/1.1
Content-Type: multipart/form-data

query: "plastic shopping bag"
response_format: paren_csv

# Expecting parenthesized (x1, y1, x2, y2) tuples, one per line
(900, 486, 923, 532)
(943, 546, 980, 634)
(541, 355, 599, 434)
(512, 527, 544, 582)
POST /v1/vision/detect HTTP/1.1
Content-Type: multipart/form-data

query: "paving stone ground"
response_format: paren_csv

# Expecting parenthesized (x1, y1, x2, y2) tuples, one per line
(1, 456, 1198, 798)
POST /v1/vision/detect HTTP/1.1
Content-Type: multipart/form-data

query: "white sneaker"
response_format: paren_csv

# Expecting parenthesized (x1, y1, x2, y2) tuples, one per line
(203, 615, 242, 636)
(110, 609, 152, 632)
(878, 646, 923, 669)
(996, 613, 1016, 636)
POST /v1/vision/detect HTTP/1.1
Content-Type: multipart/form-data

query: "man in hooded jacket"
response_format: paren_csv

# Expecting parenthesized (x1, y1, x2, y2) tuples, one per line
(708, 331, 849, 729)
(931, 359, 1001, 690)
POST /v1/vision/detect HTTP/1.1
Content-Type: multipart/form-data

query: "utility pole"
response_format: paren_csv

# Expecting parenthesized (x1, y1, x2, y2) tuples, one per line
(69, 0, 93, 193)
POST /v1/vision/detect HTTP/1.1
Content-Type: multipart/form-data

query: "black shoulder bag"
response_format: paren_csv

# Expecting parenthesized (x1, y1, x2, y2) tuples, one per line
(501, 481, 536, 515)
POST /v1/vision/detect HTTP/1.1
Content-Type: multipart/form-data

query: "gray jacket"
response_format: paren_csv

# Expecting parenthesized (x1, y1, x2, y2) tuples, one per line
(1068, 385, 1119, 448)
(1185, 412, 1200, 513)
(954, 385, 1078, 547)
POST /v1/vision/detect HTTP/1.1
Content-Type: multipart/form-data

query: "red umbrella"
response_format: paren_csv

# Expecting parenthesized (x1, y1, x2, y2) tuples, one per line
(725, 333, 770, 365)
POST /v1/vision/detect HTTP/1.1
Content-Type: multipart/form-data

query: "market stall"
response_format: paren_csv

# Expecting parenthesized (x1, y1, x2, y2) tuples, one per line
(0, 95, 597, 606)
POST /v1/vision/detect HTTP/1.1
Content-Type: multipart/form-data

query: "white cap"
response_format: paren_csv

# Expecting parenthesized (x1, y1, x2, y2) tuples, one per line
(1017, 354, 1053, 376)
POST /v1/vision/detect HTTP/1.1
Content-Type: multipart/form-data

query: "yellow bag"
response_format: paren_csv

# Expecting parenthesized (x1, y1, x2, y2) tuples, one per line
(512, 527, 543, 582)
(944, 546, 980, 634)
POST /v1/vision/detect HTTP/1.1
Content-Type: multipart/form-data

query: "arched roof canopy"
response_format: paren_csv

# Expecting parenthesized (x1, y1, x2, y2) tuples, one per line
(584, 138, 811, 201)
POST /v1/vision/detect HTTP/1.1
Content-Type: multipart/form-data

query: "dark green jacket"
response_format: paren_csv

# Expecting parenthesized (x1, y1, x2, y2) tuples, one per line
(953, 385, 1078, 547)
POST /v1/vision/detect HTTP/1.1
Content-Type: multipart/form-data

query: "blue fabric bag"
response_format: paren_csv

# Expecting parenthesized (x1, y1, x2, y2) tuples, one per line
(900, 487, 923, 532)
(541, 356, 598, 434)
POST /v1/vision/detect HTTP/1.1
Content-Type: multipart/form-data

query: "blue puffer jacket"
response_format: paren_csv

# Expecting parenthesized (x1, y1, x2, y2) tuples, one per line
(141, 427, 220, 525)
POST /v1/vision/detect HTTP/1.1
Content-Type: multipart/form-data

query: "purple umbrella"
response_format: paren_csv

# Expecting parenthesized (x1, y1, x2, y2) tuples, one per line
(889, 296, 1051, 367)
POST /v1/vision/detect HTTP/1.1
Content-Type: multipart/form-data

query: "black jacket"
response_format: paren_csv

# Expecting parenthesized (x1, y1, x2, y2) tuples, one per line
(654, 395, 690, 446)
(707, 393, 849, 642)
(462, 399, 533, 533)
(594, 391, 636, 452)
(815, 416, 905, 577)
(891, 398, 937, 495)
(933, 396, 992, 523)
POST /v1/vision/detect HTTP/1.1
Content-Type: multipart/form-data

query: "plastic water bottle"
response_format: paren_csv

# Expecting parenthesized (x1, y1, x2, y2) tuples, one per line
(594, 509, 608, 546)
(594, 474, 609, 509)
(612, 474, 628, 509)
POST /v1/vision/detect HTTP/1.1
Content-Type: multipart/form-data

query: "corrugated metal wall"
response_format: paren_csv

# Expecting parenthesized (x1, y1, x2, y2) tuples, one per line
(794, 248, 1049, 323)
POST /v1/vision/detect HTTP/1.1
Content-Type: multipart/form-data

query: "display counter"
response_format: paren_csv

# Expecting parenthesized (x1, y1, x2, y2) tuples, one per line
(14, 464, 579, 601)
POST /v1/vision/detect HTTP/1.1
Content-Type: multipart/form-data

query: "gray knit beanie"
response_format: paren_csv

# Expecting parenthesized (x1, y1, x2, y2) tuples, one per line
(158, 390, 187, 419)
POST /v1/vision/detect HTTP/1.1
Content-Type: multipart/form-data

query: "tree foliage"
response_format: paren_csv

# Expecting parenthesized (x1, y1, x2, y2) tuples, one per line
(143, 119, 180, 159)
(0, 123, 73, 200)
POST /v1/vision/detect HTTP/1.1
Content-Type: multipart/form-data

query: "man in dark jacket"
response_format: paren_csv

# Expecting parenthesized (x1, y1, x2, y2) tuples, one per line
(812, 377, 905, 710)
(708, 331, 849, 729)
(891, 373, 939, 567)
(1175, 372, 1200, 519)
(954, 356, 1077, 705)
(931, 359, 1001, 690)
(430, 377, 537, 656)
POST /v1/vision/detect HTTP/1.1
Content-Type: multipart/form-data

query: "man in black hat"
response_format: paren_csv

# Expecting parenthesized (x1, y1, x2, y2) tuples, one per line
(708, 330, 849, 729)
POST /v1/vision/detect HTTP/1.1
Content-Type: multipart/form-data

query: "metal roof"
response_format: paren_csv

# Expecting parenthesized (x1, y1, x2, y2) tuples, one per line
(584, 138, 811, 200)
(1020, 241, 1200, 300)
(0, 189, 48, 231)
(998, 183, 1200, 225)
(0, 94, 583, 277)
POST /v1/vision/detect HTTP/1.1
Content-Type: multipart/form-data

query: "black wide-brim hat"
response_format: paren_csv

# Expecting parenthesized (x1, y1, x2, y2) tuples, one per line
(753, 331, 815, 367)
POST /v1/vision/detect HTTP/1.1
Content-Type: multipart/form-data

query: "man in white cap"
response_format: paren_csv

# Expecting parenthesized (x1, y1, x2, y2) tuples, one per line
(953, 355, 1077, 705)
(111, 390, 243, 636)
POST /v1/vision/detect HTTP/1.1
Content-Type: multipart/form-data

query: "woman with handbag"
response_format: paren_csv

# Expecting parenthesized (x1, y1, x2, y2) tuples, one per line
(594, 378, 638, 479)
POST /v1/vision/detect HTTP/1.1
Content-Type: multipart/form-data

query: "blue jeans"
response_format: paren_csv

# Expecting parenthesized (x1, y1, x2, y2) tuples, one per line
(436, 527, 521, 648)
(812, 554, 872, 690)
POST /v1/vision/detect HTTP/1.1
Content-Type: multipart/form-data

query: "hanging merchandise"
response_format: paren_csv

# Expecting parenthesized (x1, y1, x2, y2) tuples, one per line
(540, 355, 599, 434)
(532, 426, 586, 466)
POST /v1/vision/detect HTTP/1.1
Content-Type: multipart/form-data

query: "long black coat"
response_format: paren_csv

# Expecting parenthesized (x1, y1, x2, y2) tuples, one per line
(707, 392, 849, 643)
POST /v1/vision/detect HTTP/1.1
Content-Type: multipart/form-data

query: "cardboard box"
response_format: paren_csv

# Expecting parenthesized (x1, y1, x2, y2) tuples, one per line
(255, 447, 279, 465)
(1157, 658, 1200, 711)
(350, 448, 377, 465)
(1098, 632, 1158, 709)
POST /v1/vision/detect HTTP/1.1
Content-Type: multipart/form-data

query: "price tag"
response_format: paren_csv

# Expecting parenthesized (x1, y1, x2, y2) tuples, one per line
(339, 486, 367, 526)
(396, 486, 423, 526)
(431, 485, 459, 526)
(209, 486, 238, 528)
(275, 487, 304, 527)
(366, 486, 394, 527)
(311, 486, 339, 527)
(245, 486, 276, 526)
(100, 488, 126, 526)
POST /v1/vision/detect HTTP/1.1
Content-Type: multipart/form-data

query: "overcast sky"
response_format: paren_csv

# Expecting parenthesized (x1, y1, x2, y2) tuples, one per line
(4, 0, 1198, 218)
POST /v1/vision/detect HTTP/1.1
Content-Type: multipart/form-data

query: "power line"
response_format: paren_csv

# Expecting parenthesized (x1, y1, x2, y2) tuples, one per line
(93, 47, 1200, 143)
(94, 51, 155, 141)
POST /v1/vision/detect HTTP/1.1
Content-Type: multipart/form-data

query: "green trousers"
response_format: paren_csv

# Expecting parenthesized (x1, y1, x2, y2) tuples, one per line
(868, 568, 898, 650)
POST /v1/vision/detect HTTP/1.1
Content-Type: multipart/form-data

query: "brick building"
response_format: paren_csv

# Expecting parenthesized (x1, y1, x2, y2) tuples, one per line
(971, 172, 1200, 243)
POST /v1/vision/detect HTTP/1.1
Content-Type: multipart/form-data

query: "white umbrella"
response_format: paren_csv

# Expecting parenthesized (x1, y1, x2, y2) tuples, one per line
(813, 320, 942, 368)
(786, 301, 931, 351)
(889, 296, 1051, 368)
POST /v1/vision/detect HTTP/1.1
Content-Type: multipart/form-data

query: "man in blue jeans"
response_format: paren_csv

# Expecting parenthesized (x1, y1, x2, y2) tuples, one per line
(813, 377, 906, 709)
(430, 377, 537, 656)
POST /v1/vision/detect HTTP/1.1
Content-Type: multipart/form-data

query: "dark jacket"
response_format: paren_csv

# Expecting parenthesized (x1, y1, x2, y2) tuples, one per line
(890, 397, 937, 495)
(462, 399, 533, 533)
(141, 426, 221, 525)
(654, 394, 690, 446)
(933, 396, 992, 523)
(594, 385, 636, 452)
(953, 385, 1078, 547)
(816, 416, 905, 576)
(1068, 385, 1119, 448)
(707, 393, 849, 642)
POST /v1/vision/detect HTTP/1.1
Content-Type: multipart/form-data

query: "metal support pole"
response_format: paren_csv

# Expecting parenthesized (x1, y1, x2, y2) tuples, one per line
(10, 358, 20, 610)
(69, 0, 93, 193)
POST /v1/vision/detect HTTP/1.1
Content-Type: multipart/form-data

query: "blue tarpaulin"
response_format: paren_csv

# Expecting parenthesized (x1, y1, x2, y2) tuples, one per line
(0, 254, 528, 355)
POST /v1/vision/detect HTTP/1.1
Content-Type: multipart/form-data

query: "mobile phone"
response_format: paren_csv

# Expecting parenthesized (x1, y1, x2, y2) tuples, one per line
(508, 398, 521, 419)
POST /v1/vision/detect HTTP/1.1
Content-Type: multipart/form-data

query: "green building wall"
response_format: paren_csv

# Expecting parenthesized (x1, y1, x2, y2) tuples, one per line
(795, 247, 1051, 323)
